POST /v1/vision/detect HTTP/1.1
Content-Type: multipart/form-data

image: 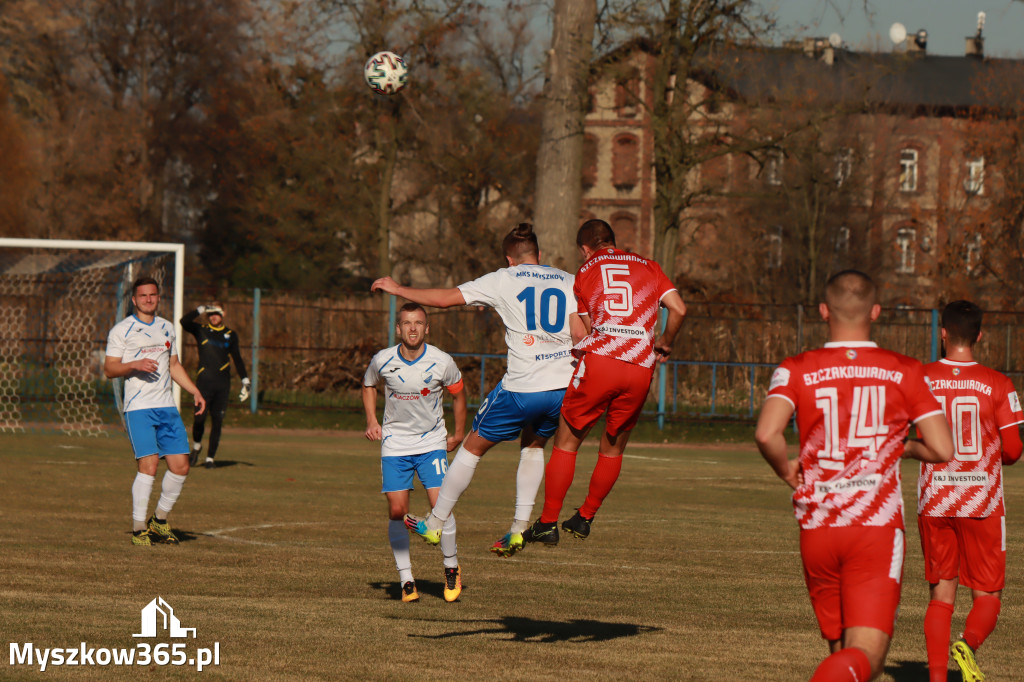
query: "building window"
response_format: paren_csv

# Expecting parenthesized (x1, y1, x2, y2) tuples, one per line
(896, 227, 916, 273)
(614, 70, 641, 118)
(765, 226, 783, 269)
(765, 150, 784, 186)
(965, 233, 982, 272)
(964, 157, 984, 195)
(582, 134, 598, 188)
(834, 148, 853, 186)
(834, 225, 850, 254)
(611, 212, 638, 252)
(611, 134, 639, 188)
(899, 149, 918, 192)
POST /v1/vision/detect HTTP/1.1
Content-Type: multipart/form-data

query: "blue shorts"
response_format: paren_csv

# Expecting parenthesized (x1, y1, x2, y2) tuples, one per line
(471, 384, 566, 443)
(381, 450, 448, 493)
(124, 407, 191, 459)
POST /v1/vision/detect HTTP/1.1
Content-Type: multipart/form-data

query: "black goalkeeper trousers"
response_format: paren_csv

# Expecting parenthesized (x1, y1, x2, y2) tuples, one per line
(193, 380, 230, 458)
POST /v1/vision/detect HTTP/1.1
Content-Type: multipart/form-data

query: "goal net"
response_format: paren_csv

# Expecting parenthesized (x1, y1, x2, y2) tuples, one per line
(0, 238, 184, 436)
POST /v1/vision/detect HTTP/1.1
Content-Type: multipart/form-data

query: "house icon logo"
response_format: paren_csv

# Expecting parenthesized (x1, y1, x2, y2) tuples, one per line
(133, 597, 197, 638)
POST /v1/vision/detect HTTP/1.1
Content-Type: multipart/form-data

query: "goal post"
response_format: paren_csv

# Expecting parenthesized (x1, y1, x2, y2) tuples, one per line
(0, 238, 185, 435)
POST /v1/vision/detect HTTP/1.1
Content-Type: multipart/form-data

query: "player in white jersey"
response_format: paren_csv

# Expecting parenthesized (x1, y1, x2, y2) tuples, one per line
(104, 277, 207, 546)
(363, 303, 467, 602)
(371, 223, 584, 557)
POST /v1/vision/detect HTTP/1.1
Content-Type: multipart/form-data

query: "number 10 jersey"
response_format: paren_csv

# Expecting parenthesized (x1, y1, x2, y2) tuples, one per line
(767, 342, 943, 530)
(458, 264, 576, 393)
(918, 358, 1023, 518)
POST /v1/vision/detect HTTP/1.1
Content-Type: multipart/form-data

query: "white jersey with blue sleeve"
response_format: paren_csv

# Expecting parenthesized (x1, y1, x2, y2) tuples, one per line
(457, 264, 575, 392)
(105, 315, 177, 412)
(364, 344, 463, 457)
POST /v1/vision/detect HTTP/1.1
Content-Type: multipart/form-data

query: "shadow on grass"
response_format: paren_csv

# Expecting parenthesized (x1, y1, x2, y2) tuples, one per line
(885, 659, 954, 681)
(416, 617, 659, 643)
(372, 580, 448, 602)
(197, 460, 253, 469)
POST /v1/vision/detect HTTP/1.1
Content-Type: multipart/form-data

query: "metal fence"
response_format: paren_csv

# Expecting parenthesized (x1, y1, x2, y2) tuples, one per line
(176, 289, 1024, 425)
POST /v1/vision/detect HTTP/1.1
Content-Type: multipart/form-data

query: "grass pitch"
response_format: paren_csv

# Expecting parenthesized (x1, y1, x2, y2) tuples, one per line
(3, 431, 1024, 681)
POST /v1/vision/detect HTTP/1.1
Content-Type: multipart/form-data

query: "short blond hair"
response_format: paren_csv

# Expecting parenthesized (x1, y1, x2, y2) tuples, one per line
(824, 270, 876, 324)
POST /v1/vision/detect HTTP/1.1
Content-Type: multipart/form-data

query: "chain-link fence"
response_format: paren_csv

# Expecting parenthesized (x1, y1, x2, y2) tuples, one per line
(178, 290, 1024, 424)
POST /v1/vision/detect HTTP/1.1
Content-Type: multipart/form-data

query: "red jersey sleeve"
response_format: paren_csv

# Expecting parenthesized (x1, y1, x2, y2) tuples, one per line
(766, 357, 799, 408)
(650, 261, 677, 303)
(995, 374, 1024, 429)
(905, 360, 943, 423)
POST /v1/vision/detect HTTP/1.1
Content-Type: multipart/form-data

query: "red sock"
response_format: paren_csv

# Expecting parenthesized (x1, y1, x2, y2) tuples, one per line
(924, 600, 954, 682)
(540, 447, 577, 523)
(579, 453, 622, 519)
(963, 594, 1001, 651)
(809, 648, 871, 682)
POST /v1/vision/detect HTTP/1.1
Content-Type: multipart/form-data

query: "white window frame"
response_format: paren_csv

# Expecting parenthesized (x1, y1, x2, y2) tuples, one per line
(834, 225, 850, 254)
(765, 225, 783, 269)
(965, 233, 982, 273)
(896, 227, 916, 273)
(766, 150, 784, 186)
(899, 149, 918, 193)
(834, 148, 853, 186)
(964, 157, 985, 195)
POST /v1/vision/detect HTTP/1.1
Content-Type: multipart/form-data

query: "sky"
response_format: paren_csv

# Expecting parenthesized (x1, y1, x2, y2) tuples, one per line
(768, 0, 1024, 58)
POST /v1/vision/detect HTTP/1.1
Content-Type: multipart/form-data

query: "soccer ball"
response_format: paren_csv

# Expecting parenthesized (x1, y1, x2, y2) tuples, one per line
(364, 51, 408, 95)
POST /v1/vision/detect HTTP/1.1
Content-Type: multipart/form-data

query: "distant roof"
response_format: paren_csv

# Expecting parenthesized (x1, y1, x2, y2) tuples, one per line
(598, 38, 1024, 115)
(699, 42, 1024, 115)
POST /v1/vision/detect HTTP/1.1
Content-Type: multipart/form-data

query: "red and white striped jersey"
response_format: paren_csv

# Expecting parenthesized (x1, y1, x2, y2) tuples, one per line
(767, 342, 943, 530)
(917, 359, 1023, 518)
(572, 248, 677, 368)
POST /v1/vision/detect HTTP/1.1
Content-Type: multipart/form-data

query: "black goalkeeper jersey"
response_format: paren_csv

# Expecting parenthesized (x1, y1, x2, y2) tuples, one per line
(181, 309, 248, 385)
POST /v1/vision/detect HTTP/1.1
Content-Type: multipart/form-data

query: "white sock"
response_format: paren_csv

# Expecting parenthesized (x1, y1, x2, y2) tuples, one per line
(440, 514, 458, 569)
(513, 447, 546, 532)
(389, 519, 413, 584)
(132, 473, 155, 531)
(428, 446, 480, 528)
(156, 471, 187, 518)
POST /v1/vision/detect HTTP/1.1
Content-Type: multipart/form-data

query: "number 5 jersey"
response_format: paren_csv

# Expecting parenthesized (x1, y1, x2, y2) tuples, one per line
(767, 342, 943, 530)
(918, 358, 1024, 518)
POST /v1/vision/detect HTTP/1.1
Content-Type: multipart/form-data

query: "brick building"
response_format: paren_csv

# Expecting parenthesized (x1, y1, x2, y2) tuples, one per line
(582, 33, 1024, 308)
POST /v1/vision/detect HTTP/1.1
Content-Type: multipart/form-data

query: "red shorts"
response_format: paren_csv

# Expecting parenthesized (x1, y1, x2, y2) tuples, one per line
(800, 526, 904, 640)
(918, 514, 1006, 592)
(560, 353, 654, 437)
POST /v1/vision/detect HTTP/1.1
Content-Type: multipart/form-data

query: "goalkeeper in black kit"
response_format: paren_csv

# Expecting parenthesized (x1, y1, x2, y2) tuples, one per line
(181, 302, 250, 469)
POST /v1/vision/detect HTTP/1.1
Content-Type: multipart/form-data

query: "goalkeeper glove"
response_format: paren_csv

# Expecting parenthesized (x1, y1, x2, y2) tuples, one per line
(239, 378, 251, 402)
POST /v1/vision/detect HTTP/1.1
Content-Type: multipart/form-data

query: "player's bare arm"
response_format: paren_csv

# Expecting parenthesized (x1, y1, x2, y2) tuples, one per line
(569, 312, 587, 345)
(169, 356, 206, 415)
(370, 276, 466, 308)
(103, 354, 158, 379)
(654, 291, 687, 360)
(362, 385, 382, 440)
(903, 413, 954, 463)
(755, 396, 801, 490)
(446, 384, 467, 452)
(1000, 422, 1024, 465)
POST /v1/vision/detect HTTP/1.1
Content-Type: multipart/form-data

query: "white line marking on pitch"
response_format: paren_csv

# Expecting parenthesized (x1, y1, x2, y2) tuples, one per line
(203, 521, 321, 546)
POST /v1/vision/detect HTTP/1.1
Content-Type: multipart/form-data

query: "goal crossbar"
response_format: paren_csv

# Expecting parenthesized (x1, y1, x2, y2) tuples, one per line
(0, 238, 186, 428)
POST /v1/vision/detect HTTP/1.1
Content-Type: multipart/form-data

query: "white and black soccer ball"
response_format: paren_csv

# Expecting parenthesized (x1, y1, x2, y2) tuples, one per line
(363, 51, 408, 96)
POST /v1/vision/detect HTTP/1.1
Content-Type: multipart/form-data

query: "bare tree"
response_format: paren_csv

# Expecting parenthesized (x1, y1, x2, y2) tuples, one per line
(532, 0, 597, 272)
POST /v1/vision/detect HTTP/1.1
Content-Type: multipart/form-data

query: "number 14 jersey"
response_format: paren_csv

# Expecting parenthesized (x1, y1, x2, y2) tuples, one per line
(767, 342, 943, 530)
(918, 359, 1023, 518)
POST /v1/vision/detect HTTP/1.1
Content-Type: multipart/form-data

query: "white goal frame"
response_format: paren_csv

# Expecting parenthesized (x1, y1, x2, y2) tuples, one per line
(0, 237, 186, 413)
